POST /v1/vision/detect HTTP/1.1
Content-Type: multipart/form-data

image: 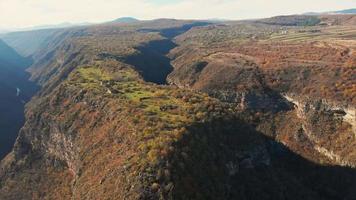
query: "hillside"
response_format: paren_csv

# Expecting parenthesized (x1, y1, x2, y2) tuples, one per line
(0, 15, 356, 199)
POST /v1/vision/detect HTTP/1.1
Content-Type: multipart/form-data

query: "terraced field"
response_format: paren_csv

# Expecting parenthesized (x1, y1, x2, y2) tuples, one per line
(268, 26, 356, 42)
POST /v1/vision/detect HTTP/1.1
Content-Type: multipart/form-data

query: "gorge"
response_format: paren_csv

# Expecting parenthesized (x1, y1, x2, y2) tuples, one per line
(0, 40, 38, 159)
(0, 15, 355, 200)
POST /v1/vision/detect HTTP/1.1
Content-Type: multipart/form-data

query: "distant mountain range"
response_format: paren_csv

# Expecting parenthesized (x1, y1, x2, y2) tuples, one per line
(305, 8, 356, 15)
(334, 8, 356, 14)
(24, 22, 93, 31)
(1, 8, 355, 34)
(112, 17, 140, 23)
(11, 22, 92, 32)
(1, 17, 140, 33)
(0, 22, 92, 34)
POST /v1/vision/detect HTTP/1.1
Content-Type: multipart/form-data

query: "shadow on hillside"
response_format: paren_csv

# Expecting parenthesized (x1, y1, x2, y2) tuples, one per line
(126, 22, 211, 84)
(164, 117, 356, 200)
(124, 39, 176, 84)
(0, 49, 39, 160)
(159, 22, 212, 39)
(138, 22, 211, 39)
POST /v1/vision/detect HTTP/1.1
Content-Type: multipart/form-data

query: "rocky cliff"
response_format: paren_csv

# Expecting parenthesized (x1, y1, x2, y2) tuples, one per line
(280, 94, 356, 167)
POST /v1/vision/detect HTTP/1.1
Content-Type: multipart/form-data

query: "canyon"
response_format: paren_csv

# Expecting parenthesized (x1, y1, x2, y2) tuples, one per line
(0, 15, 355, 199)
(0, 40, 38, 159)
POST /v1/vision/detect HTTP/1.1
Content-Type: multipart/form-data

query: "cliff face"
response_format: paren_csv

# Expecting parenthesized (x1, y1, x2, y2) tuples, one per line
(0, 40, 38, 159)
(279, 94, 356, 167)
(1, 17, 356, 200)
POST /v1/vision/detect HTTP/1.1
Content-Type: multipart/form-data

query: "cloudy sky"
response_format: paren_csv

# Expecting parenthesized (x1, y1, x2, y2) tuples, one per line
(0, 0, 355, 29)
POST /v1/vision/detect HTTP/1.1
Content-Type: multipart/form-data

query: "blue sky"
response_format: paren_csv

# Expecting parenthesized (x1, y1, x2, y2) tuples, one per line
(0, 0, 355, 29)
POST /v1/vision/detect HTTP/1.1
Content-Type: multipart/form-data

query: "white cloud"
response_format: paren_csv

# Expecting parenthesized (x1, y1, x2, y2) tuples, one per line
(0, 0, 355, 29)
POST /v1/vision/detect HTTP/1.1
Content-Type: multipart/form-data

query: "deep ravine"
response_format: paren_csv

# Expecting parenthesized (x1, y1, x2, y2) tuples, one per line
(125, 22, 210, 84)
(0, 40, 38, 159)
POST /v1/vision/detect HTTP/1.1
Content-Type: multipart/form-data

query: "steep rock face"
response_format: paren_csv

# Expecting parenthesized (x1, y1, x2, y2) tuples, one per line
(280, 94, 356, 167)
(0, 40, 38, 159)
(345, 108, 356, 133)
(0, 29, 59, 57)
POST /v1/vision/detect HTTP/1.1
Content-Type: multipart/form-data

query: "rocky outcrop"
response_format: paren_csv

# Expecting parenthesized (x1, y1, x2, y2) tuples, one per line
(283, 94, 356, 167)
(209, 89, 291, 112)
(345, 108, 356, 134)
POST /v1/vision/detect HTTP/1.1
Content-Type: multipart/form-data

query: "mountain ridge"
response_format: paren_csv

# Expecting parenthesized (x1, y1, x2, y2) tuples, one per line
(112, 17, 140, 23)
(305, 8, 356, 15)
